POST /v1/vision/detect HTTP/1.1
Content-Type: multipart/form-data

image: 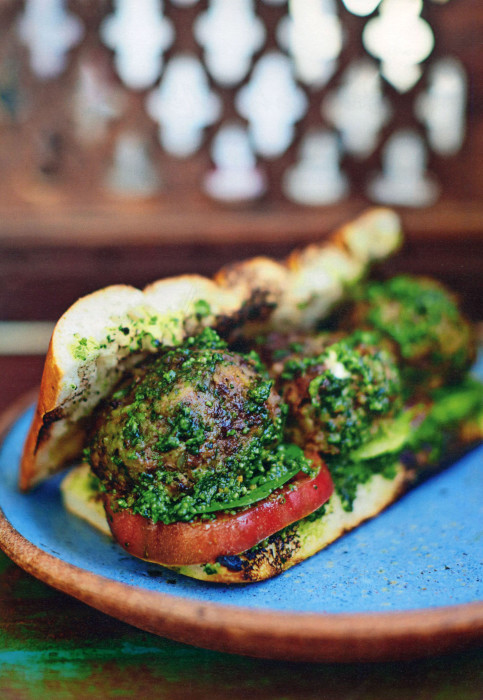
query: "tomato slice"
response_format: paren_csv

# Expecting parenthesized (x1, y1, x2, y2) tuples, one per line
(104, 452, 333, 566)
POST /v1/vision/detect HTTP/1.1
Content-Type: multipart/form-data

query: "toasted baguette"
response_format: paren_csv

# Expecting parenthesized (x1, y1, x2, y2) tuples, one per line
(20, 207, 401, 490)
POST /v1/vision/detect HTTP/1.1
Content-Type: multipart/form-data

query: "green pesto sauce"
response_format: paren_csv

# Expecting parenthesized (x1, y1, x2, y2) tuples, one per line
(307, 377, 483, 516)
(193, 299, 211, 318)
(328, 452, 399, 512)
(121, 442, 312, 523)
(302, 452, 400, 521)
(303, 501, 329, 522)
(203, 562, 220, 575)
(83, 291, 481, 530)
(89, 328, 313, 524)
(312, 410, 411, 514)
(71, 335, 100, 362)
(355, 276, 473, 387)
(307, 417, 409, 516)
(282, 332, 401, 455)
(70, 306, 189, 365)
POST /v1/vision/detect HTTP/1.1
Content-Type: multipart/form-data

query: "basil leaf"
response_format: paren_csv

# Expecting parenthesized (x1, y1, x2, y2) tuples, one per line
(194, 463, 303, 515)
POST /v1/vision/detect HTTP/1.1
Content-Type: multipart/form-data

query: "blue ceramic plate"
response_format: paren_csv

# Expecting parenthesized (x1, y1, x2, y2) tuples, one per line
(0, 376, 482, 661)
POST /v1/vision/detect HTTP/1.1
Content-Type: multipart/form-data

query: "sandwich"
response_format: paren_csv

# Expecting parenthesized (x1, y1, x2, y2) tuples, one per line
(20, 208, 483, 583)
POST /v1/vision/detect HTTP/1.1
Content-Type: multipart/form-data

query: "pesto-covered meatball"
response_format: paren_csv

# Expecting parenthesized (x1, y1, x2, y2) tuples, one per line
(87, 329, 310, 523)
(278, 332, 402, 456)
(345, 276, 475, 392)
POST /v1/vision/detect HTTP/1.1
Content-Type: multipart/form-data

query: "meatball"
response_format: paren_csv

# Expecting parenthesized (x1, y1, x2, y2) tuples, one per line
(87, 329, 286, 520)
(344, 275, 476, 392)
(278, 333, 402, 456)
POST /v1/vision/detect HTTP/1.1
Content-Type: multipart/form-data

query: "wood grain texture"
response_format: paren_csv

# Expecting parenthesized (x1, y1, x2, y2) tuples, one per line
(1, 201, 482, 246)
(1, 205, 482, 323)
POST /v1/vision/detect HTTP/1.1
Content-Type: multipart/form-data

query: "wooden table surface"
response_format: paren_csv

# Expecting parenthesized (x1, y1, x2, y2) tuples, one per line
(0, 354, 482, 698)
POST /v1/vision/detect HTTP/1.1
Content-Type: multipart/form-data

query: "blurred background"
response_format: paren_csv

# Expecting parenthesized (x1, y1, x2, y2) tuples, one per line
(0, 0, 482, 401)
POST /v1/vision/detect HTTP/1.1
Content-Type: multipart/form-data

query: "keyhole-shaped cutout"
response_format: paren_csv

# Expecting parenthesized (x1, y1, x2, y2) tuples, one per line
(195, 0, 265, 86)
(278, 0, 343, 87)
(204, 123, 266, 202)
(415, 58, 466, 156)
(72, 59, 125, 144)
(283, 130, 348, 205)
(101, 0, 174, 90)
(106, 132, 160, 197)
(236, 52, 307, 158)
(342, 0, 381, 16)
(363, 0, 434, 92)
(146, 55, 222, 157)
(368, 130, 438, 206)
(18, 0, 83, 79)
(323, 59, 390, 157)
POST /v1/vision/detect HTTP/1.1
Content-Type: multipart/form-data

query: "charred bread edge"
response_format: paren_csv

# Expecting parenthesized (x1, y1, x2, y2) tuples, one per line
(20, 207, 401, 490)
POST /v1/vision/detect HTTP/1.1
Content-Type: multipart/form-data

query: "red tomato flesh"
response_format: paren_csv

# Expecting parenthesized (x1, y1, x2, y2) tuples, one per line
(104, 453, 333, 566)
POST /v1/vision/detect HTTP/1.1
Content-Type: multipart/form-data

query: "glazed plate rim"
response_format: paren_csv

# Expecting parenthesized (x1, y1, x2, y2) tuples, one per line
(0, 391, 482, 663)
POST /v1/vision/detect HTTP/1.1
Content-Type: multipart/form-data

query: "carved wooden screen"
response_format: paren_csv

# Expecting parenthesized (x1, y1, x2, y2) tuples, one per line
(0, 0, 481, 246)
